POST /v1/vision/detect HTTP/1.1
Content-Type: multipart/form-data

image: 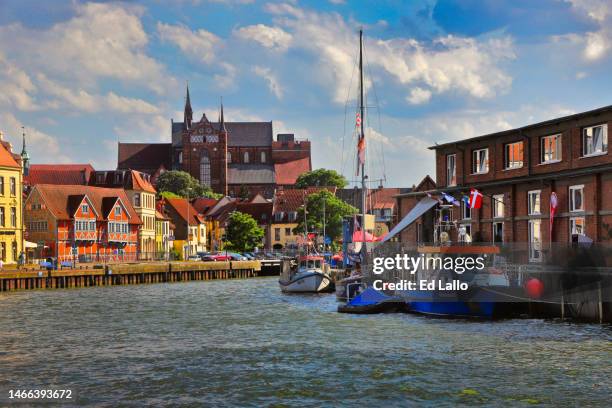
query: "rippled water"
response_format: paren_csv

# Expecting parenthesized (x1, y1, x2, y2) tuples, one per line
(0, 277, 610, 407)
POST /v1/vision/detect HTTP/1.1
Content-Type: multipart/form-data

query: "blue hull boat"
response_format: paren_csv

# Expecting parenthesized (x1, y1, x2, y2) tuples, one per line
(401, 290, 496, 319)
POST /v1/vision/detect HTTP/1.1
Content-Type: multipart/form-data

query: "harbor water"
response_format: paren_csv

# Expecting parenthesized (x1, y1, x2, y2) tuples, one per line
(0, 277, 610, 407)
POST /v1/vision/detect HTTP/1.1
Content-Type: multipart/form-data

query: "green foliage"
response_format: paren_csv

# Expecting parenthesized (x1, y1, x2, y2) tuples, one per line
(294, 190, 357, 241)
(160, 191, 181, 200)
(295, 168, 348, 189)
(225, 211, 264, 252)
(156, 170, 222, 199)
(170, 247, 182, 261)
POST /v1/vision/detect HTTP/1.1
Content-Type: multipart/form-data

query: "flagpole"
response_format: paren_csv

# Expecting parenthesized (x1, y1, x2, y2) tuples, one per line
(359, 29, 367, 271)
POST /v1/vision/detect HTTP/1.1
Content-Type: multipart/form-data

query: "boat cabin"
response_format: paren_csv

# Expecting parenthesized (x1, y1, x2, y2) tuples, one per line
(298, 255, 324, 270)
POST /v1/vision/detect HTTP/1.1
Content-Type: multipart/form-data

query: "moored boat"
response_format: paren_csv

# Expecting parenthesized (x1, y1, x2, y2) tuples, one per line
(279, 255, 333, 293)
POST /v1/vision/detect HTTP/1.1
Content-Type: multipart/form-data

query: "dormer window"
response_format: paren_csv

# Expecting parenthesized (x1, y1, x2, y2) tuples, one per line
(115, 206, 121, 216)
(288, 211, 297, 222)
(261, 151, 266, 163)
(274, 212, 284, 222)
(82, 204, 89, 214)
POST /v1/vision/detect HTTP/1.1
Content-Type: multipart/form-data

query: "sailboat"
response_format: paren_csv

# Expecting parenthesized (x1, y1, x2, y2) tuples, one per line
(279, 190, 333, 293)
(335, 29, 370, 303)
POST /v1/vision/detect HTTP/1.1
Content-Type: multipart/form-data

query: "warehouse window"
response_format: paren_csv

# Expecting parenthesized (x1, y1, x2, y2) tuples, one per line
(569, 185, 584, 212)
(504, 142, 523, 169)
(582, 124, 607, 156)
(471, 148, 489, 174)
(446, 154, 456, 186)
(541, 134, 562, 163)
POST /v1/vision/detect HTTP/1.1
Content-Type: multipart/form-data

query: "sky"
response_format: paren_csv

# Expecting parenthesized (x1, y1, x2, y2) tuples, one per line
(0, 0, 611, 188)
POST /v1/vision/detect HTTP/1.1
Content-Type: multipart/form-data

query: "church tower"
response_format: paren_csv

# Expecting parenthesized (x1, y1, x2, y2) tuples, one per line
(181, 97, 229, 196)
(183, 84, 193, 130)
(21, 128, 29, 177)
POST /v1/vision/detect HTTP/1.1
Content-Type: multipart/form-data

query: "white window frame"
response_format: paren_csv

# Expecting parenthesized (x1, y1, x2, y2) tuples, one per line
(528, 219, 542, 262)
(261, 151, 267, 163)
(528, 190, 541, 215)
(459, 224, 472, 243)
(461, 200, 471, 220)
(446, 154, 456, 186)
(472, 148, 489, 174)
(244, 151, 250, 163)
(582, 124, 608, 157)
(541, 134, 562, 163)
(504, 141, 524, 170)
(569, 185, 584, 212)
(570, 217, 585, 237)
(492, 194, 504, 218)
(493, 221, 504, 243)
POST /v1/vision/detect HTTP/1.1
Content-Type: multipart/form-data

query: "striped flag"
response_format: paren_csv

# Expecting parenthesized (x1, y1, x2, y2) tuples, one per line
(468, 188, 483, 209)
(355, 112, 361, 128)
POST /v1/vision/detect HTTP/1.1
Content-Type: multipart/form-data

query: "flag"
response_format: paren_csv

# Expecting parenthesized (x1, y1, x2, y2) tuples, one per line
(550, 192, 558, 237)
(356, 135, 365, 175)
(426, 192, 443, 205)
(462, 195, 470, 208)
(355, 112, 361, 128)
(442, 192, 460, 207)
(468, 188, 483, 209)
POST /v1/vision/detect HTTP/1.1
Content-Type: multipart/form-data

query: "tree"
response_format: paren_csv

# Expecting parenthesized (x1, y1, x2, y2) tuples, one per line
(225, 211, 265, 252)
(295, 168, 348, 189)
(294, 190, 357, 241)
(156, 170, 222, 199)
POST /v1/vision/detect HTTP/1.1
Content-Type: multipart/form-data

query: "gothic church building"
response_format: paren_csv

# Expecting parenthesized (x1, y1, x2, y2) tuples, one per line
(117, 87, 311, 198)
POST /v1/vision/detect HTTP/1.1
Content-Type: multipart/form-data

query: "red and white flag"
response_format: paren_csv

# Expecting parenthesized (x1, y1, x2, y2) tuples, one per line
(468, 188, 483, 209)
(550, 192, 558, 236)
(355, 112, 361, 128)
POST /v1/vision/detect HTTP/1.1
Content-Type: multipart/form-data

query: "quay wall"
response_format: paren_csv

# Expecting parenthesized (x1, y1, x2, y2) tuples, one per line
(0, 261, 263, 292)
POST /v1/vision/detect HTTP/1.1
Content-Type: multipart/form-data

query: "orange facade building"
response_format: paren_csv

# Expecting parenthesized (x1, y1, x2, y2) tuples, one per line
(25, 184, 141, 262)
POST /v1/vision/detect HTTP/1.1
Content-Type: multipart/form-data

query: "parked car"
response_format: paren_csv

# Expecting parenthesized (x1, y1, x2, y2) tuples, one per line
(242, 252, 255, 260)
(187, 255, 202, 261)
(202, 253, 231, 262)
(226, 252, 248, 261)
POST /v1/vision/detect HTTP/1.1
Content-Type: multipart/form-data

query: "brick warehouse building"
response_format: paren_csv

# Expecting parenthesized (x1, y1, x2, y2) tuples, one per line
(117, 86, 311, 199)
(395, 105, 612, 259)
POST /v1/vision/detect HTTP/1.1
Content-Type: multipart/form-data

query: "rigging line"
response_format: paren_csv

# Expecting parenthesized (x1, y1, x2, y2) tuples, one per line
(341, 44, 360, 179)
(362, 37, 387, 185)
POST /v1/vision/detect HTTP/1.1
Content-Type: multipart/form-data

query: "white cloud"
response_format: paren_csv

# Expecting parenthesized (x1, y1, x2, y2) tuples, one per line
(329, 0, 346, 4)
(563, 0, 611, 61)
(36, 74, 160, 114)
(264, 3, 515, 104)
(158, 22, 220, 64)
(234, 24, 292, 51)
(0, 53, 39, 111)
(252, 66, 284, 99)
(407, 87, 432, 104)
(0, 3, 170, 94)
(0, 112, 68, 162)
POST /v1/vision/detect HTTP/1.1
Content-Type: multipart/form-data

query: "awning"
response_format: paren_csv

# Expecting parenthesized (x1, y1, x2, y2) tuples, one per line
(379, 197, 438, 243)
(24, 241, 38, 248)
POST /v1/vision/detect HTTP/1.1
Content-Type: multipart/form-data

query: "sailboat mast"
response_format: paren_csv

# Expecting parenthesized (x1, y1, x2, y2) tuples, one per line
(359, 29, 367, 265)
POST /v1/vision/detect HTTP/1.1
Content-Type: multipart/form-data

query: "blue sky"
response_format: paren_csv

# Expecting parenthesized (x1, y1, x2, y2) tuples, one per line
(0, 0, 611, 188)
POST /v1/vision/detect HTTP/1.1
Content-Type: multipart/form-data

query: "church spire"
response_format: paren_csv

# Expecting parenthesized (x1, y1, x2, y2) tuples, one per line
(21, 126, 30, 176)
(184, 82, 193, 130)
(220, 97, 227, 133)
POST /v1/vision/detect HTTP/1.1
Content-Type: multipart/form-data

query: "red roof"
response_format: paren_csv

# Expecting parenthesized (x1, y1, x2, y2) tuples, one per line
(166, 198, 203, 226)
(273, 187, 336, 222)
(0, 142, 20, 168)
(30, 184, 141, 224)
(274, 157, 311, 185)
(130, 170, 156, 193)
(192, 197, 219, 214)
(27, 164, 94, 186)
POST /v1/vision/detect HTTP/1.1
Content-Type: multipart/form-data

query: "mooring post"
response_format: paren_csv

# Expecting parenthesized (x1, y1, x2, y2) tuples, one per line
(598, 281, 603, 324)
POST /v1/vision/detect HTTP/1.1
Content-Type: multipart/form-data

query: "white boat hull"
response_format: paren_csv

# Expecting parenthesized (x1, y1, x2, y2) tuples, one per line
(279, 271, 332, 293)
